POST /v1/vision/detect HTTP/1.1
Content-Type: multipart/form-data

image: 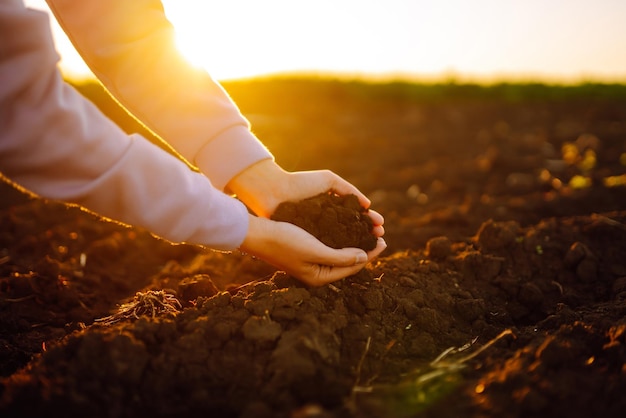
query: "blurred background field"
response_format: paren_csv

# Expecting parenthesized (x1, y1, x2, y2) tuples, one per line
(69, 76, 626, 254)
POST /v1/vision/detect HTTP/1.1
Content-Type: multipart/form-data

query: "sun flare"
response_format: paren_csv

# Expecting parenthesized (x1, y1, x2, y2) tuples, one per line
(23, 0, 626, 83)
(162, 1, 299, 80)
(162, 0, 626, 83)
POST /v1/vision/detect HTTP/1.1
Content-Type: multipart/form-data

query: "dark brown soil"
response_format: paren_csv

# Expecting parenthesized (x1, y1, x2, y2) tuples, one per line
(1, 79, 626, 418)
(271, 192, 377, 251)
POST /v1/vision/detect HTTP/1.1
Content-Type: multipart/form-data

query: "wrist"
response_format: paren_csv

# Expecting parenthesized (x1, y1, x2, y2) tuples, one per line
(227, 159, 288, 217)
(239, 214, 273, 256)
(195, 126, 273, 191)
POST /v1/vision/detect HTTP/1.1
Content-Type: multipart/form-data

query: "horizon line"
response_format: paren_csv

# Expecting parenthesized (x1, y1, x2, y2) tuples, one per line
(63, 68, 626, 86)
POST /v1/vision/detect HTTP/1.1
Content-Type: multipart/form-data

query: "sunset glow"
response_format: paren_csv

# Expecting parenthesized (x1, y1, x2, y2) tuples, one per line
(25, 0, 626, 83)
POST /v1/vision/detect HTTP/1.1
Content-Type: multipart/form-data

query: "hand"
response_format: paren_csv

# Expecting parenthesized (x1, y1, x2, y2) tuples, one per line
(240, 215, 387, 286)
(226, 159, 384, 237)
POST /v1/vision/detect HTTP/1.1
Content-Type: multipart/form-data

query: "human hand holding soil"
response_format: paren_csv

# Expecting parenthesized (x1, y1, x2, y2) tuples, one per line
(239, 214, 386, 286)
(231, 159, 386, 285)
(227, 159, 385, 237)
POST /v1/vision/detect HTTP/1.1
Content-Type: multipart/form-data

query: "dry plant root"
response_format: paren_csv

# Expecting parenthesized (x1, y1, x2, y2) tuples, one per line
(95, 290, 182, 325)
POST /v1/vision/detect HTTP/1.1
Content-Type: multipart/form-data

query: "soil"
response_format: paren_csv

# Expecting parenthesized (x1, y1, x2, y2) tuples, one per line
(271, 193, 378, 251)
(1, 79, 626, 418)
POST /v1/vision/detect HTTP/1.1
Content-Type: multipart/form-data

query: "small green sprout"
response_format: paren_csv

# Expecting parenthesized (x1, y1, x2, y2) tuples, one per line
(349, 329, 514, 417)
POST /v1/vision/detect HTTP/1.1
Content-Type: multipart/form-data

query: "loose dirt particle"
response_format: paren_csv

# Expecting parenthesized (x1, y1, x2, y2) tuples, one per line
(426, 236, 453, 260)
(476, 219, 521, 251)
(242, 316, 282, 343)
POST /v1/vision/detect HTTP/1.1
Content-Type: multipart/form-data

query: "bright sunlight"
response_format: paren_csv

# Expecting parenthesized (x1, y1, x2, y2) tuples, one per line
(160, 0, 384, 80)
(25, 0, 626, 82)
(161, 1, 261, 80)
(162, 0, 626, 83)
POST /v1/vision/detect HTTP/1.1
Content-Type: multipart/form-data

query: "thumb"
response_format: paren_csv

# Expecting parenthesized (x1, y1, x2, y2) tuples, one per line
(310, 248, 369, 285)
(323, 247, 368, 267)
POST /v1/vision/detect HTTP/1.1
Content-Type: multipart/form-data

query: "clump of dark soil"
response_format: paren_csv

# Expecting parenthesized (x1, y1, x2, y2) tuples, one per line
(271, 192, 377, 251)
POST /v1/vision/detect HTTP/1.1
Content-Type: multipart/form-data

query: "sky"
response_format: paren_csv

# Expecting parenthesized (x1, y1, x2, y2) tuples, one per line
(25, 0, 626, 83)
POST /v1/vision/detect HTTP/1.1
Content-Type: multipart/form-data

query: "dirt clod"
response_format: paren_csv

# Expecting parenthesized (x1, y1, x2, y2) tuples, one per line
(271, 193, 377, 251)
(425, 236, 453, 260)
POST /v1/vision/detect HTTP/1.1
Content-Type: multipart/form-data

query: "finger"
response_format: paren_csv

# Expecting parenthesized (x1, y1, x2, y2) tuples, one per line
(312, 263, 368, 286)
(366, 209, 384, 237)
(309, 246, 368, 268)
(326, 172, 371, 209)
(313, 239, 387, 285)
(313, 239, 393, 285)
(367, 209, 384, 226)
(367, 238, 388, 261)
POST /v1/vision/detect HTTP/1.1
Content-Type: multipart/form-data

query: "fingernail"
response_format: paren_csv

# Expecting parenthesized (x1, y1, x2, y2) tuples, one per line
(355, 252, 367, 265)
(379, 237, 387, 249)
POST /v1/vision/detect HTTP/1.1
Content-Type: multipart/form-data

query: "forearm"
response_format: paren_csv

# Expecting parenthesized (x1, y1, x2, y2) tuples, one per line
(45, 0, 273, 189)
(0, 2, 249, 250)
(226, 159, 374, 218)
(66, 134, 251, 250)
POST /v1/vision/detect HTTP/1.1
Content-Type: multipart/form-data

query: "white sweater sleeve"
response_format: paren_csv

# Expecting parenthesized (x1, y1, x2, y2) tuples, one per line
(0, 0, 249, 250)
(45, 0, 273, 191)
